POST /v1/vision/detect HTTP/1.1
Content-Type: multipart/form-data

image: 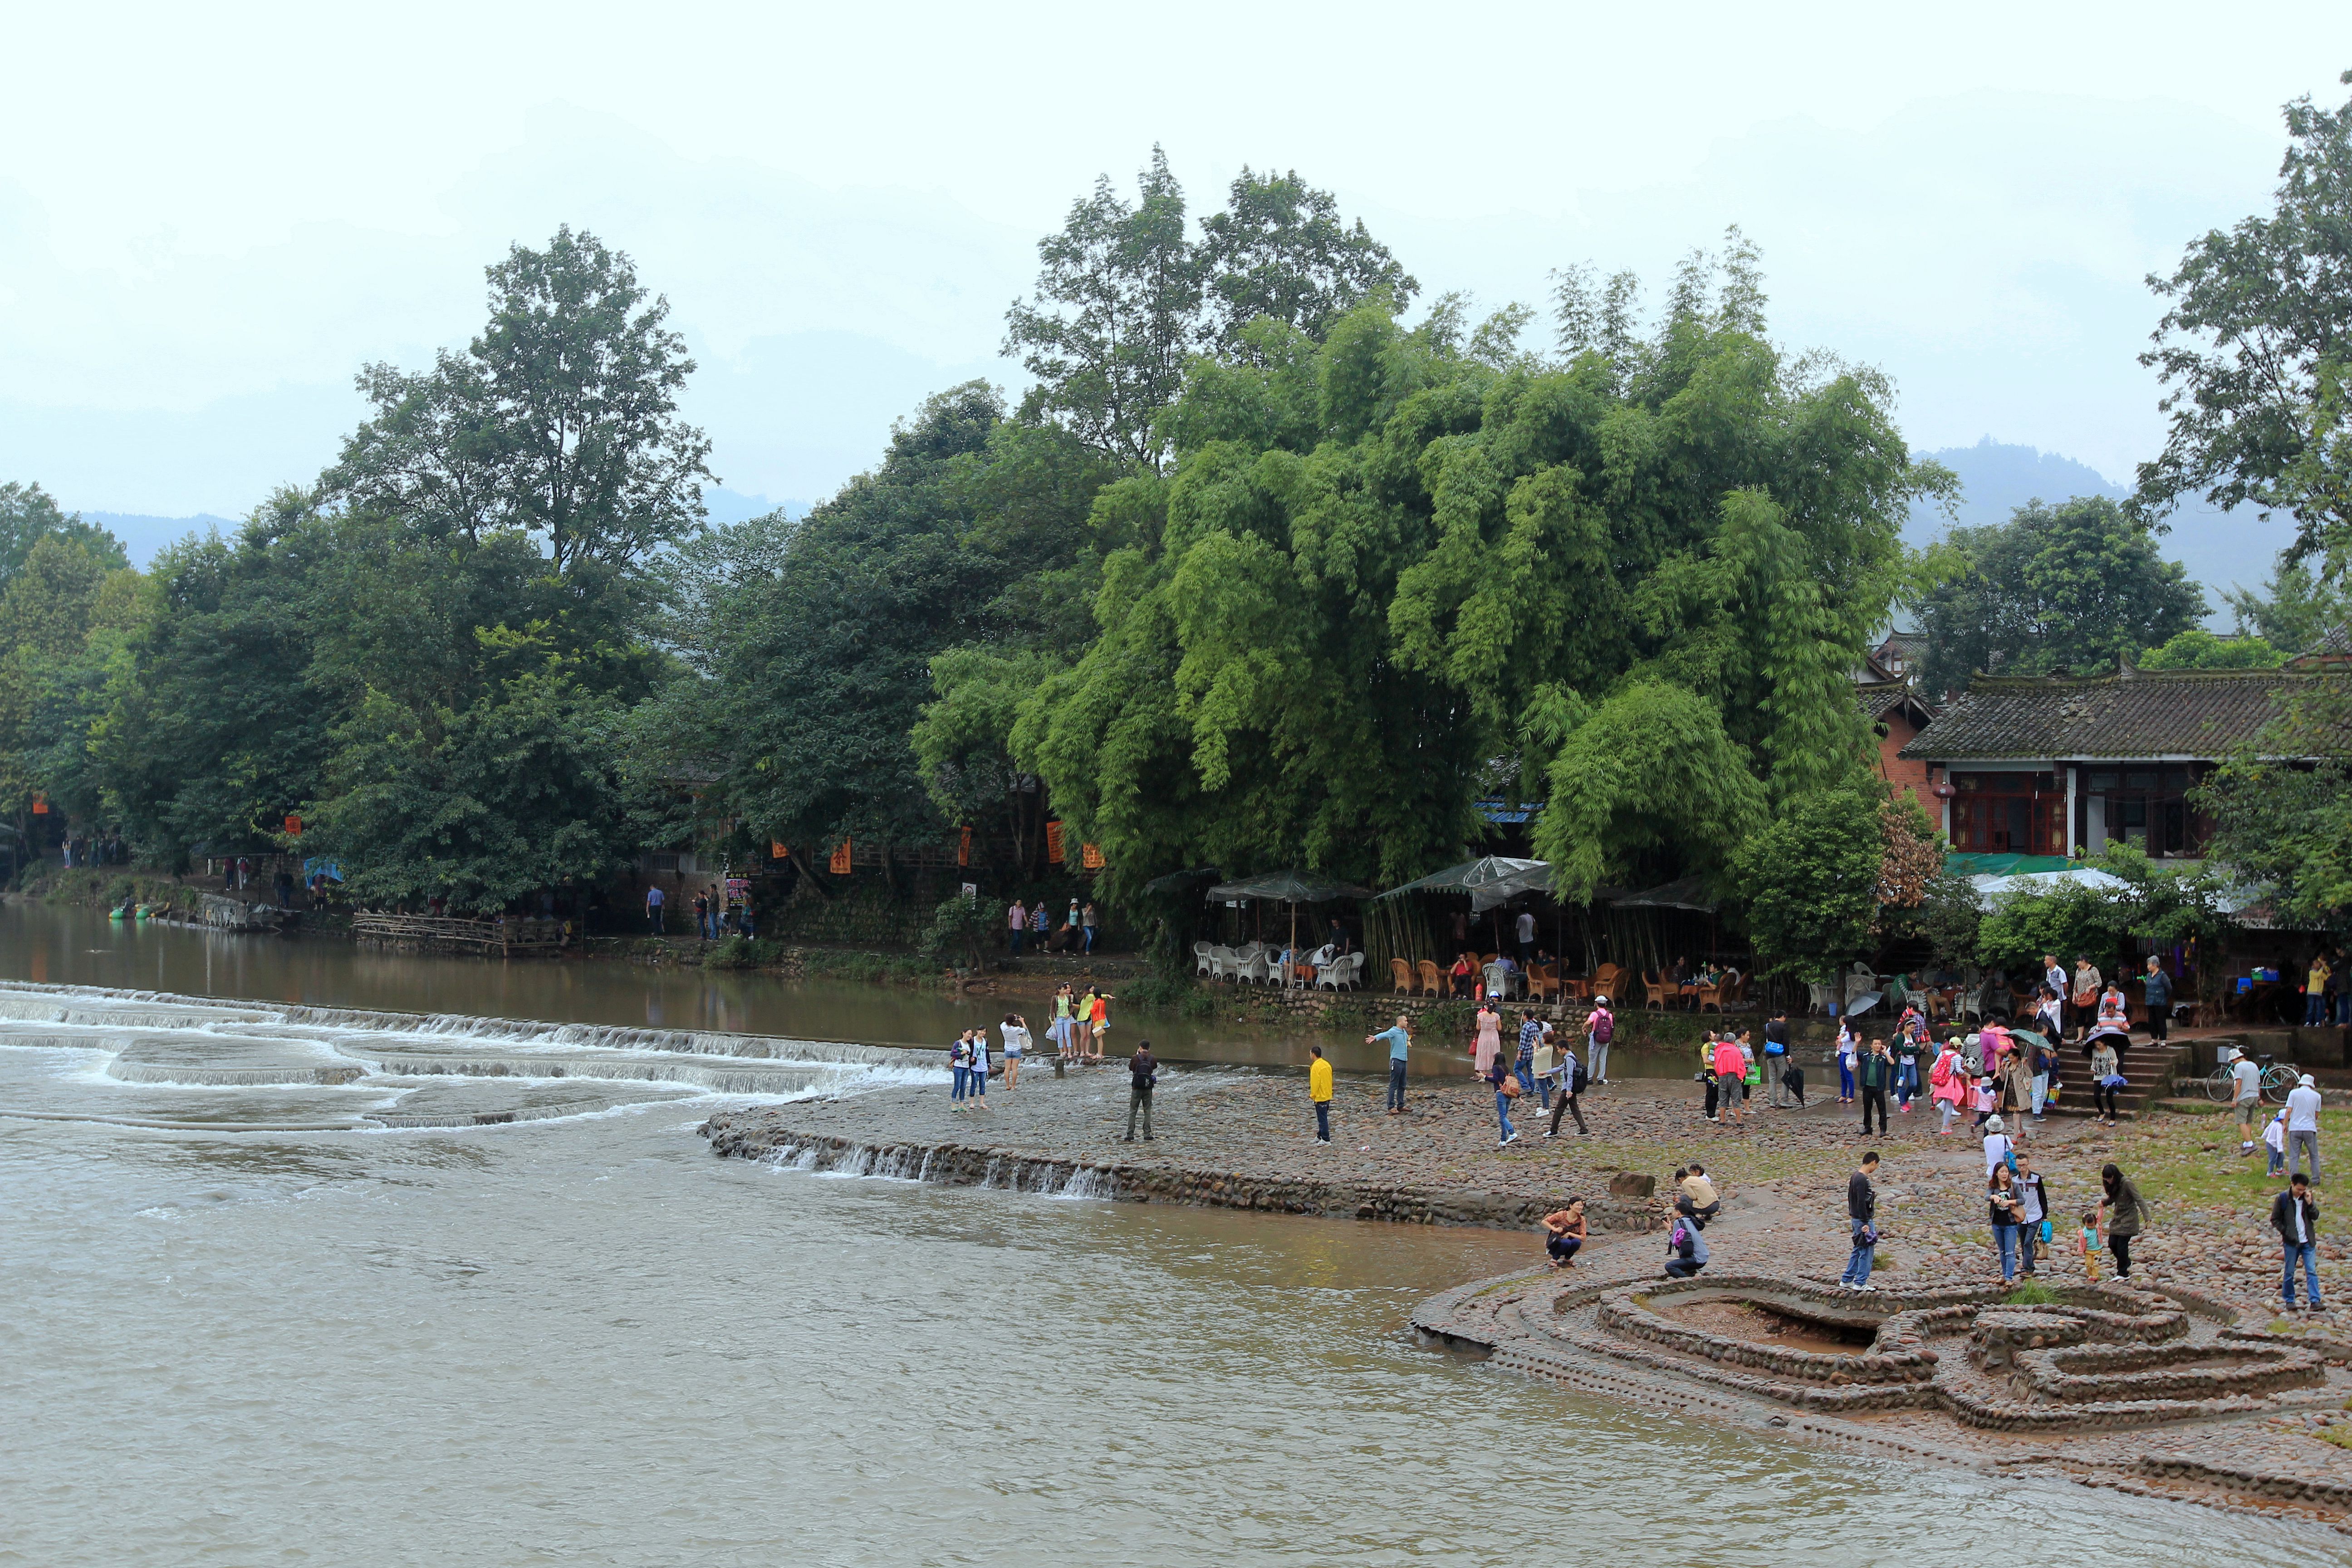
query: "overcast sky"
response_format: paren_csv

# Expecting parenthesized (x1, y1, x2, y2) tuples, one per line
(4, 2, 2347, 552)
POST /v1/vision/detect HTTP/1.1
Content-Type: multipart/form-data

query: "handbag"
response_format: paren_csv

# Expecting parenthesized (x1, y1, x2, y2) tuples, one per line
(1498, 1074, 1522, 1099)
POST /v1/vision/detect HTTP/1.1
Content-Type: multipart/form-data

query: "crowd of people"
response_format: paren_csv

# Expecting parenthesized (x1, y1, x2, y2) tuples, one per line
(1004, 898, 1102, 956)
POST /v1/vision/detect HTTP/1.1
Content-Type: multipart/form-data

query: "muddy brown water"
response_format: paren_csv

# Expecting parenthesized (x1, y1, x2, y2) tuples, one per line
(0, 901, 1710, 1078)
(4, 905, 2347, 1563)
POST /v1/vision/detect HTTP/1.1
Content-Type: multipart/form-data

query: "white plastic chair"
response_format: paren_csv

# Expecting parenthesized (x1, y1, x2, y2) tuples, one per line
(1194, 941, 1214, 977)
(1209, 945, 1236, 981)
(1236, 950, 1272, 985)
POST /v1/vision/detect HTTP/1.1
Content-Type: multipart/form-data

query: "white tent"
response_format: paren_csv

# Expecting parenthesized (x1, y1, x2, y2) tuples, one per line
(1967, 867, 2131, 907)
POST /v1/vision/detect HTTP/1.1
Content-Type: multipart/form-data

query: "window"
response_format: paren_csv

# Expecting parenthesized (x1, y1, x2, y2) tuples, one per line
(2082, 764, 2209, 857)
(1949, 772, 2066, 854)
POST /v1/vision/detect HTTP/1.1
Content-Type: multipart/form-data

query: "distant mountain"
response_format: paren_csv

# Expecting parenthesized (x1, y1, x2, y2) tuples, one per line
(79, 511, 238, 568)
(1910, 436, 2293, 621)
(703, 488, 804, 526)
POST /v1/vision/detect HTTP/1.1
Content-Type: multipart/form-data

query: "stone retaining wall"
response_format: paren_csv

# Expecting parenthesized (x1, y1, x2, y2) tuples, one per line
(703, 1121, 1662, 1233)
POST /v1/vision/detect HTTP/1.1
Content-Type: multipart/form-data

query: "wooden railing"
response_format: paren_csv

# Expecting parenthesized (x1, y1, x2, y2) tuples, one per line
(350, 914, 566, 952)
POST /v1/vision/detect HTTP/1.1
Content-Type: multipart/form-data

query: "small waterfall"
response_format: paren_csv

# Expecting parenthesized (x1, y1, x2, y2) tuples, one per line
(1049, 1166, 1115, 1200)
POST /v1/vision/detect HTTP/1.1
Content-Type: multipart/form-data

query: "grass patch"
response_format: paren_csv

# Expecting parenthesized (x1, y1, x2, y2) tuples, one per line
(2004, 1282, 2060, 1306)
(2317, 1426, 2352, 1450)
(794, 947, 940, 984)
(2097, 1106, 2352, 1216)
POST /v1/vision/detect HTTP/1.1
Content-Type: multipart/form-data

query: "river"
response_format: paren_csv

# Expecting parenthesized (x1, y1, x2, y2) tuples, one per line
(2, 905, 2344, 1564)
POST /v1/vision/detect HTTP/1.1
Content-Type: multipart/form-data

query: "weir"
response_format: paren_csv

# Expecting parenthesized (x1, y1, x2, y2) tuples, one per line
(0, 980, 939, 1132)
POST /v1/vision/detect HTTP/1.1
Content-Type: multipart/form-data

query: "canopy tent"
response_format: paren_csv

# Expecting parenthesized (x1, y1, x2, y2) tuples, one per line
(1203, 869, 1371, 955)
(1376, 857, 1557, 967)
(1967, 867, 2129, 906)
(1375, 856, 1548, 901)
(1141, 865, 1222, 895)
(1609, 875, 1720, 913)
(1205, 871, 1372, 904)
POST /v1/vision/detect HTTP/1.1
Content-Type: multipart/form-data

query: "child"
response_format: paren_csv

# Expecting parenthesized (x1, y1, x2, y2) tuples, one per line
(2265, 1107, 2289, 1177)
(2078, 1210, 2102, 1282)
(1837, 1022, 1858, 1104)
(1971, 1074, 1997, 1128)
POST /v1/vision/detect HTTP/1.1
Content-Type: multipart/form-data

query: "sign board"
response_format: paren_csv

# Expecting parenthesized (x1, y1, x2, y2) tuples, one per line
(829, 839, 853, 875)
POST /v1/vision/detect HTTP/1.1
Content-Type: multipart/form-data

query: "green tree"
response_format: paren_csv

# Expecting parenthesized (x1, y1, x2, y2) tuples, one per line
(1917, 496, 2206, 693)
(0, 481, 128, 586)
(2223, 553, 2351, 652)
(2195, 680, 2352, 930)
(1196, 167, 1416, 354)
(2135, 70, 2352, 564)
(328, 225, 713, 571)
(2138, 627, 2284, 669)
(641, 385, 1112, 858)
(1975, 877, 2135, 974)
(301, 670, 627, 911)
(1730, 788, 1884, 980)
(999, 238, 1938, 902)
(1004, 148, 1203, 473)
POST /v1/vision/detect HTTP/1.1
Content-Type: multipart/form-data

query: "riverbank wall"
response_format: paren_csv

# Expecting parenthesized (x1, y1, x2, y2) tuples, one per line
(701, 1105, 1664, 1233)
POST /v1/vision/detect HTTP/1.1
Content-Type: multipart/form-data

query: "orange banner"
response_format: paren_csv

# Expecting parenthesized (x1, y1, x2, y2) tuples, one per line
(828, 838, 853, 875)
(284, 815, 303, 836)
(1080, 842, 1105, 870)
(958, 825, 972, 867)
(771, 840, 788, 860)
(30, 794, 47, 815)
(1044, 821, 1063, 863)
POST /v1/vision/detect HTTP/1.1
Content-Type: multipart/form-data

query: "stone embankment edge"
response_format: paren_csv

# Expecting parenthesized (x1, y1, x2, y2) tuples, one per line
(700, 1112, 1660, 1232)
(1408, 1264, 2352, 1534)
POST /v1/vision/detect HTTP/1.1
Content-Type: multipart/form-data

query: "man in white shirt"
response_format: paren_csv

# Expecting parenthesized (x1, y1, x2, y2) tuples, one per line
(1515, 908, 1538, 969)
(2287, 1074, 2325, 1183)
(2234, 1052, 2267, 1155)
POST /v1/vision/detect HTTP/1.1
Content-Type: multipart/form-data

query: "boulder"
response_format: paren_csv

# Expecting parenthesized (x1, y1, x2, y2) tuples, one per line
(1610, 1171, 1657, 1199)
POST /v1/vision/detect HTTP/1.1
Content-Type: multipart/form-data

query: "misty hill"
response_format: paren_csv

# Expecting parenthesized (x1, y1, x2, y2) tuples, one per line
(1911, 436, 2291, 618)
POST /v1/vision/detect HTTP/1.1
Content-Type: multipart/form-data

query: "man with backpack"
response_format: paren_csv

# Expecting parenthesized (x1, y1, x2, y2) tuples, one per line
(1123, 1040, 1157, 1142)
(1546, 1036, 1589, 1137)
(1585, 996, 1615, 1086)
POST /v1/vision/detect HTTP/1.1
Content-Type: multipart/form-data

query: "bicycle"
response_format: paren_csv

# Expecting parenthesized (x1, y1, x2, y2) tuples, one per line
(2203, 1052, 2299, 1105)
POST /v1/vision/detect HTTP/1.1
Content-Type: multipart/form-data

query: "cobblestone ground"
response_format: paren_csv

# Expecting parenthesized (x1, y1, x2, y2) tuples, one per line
(744, 1062, 2352, 1326)
(730, 1062, 2352, 1515)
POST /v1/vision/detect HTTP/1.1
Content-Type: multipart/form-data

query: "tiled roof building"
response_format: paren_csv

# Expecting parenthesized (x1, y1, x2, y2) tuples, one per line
(1895, 664, 2349, 858)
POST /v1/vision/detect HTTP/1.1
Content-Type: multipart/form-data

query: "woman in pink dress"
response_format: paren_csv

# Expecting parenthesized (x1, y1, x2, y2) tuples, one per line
(1473, 1003, 1502, 1078)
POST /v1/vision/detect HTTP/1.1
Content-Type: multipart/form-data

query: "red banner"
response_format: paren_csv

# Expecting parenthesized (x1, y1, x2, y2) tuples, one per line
(958, 825, 972, 867)
(1044, 821, 1063, 863)
(1080, 842, 1104, 870)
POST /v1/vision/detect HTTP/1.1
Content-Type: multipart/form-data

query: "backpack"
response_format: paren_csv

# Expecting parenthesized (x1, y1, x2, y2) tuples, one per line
(1571, 1065, 1590, 1094)
(1592, 1010, 1614, 1044)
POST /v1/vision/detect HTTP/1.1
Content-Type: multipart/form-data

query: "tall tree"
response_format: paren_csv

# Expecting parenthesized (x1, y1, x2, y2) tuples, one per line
(993, 241, 1937, 902)
(328, 225, 713, 571)
(2223, 552, 2351, 652)
(1916, 496, 2206, 695)
(0, 481, 128, 586)
(1004, 148, 1202, 473)
(2135, 70, 2352, 566)
(1196, 167, 1416, 353)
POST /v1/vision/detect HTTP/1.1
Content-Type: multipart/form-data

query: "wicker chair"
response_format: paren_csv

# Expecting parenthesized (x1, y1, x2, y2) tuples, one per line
(1592, 964, 1626, 1004)
(1528, 963, 1560, 1002)
(1416, 959, 1445, 998)
(1390, 957, 1416, 995)
(1642, 970, 1673, 1010)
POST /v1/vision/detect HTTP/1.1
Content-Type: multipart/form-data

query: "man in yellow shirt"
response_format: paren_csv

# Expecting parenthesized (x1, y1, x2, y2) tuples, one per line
(1309, 1045, 1334, 1145)
(2309, 954, 2334, 1028)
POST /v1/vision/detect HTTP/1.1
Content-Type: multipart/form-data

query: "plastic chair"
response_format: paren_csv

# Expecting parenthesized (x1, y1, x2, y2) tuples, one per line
(1194, 941, 1214, 977)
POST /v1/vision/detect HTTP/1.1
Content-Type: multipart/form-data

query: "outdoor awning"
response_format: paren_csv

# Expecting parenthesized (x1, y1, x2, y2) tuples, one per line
(1968, 868, 2128, 906)
(1610, 876, 1720, 913)
(1141, 865, 1222, 895)
(1375, 856, 1549, 901)
(1204, 870, 1371, 904)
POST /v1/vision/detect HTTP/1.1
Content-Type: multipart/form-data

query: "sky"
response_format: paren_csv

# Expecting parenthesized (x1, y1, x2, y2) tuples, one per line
(3, 2, 2346, 592)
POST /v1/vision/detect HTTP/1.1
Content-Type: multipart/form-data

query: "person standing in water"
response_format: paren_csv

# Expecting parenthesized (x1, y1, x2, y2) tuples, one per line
(1124, 1039, 1157, 1142)
(1472, 999, 1503, 1080)
(1367, 1015, 1411, 1114)
(1000, 1013, 1029, 1091)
